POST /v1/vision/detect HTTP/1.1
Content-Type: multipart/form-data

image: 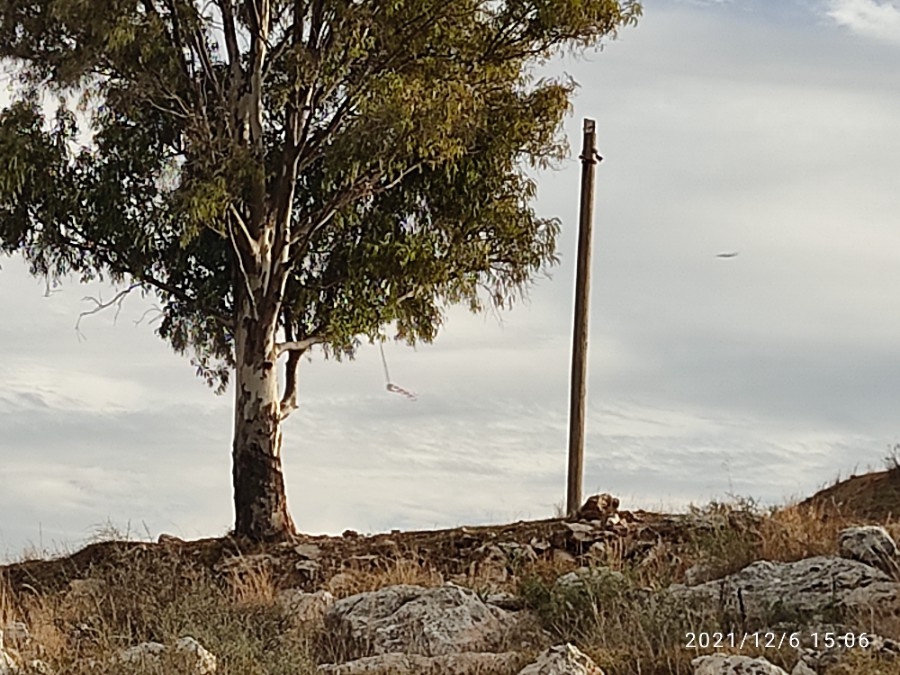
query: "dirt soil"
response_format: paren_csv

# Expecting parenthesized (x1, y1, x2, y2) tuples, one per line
(798, 468, 900, 522)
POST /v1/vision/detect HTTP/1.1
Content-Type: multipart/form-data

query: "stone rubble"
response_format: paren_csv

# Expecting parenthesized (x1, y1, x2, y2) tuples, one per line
(669, 555, 900, 622)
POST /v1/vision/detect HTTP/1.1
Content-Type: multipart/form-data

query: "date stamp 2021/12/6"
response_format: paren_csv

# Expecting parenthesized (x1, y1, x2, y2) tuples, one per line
(685, 631, 873, 650)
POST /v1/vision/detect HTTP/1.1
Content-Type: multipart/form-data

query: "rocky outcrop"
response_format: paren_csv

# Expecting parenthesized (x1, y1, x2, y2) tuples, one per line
(791, 629, 900, 674)
(323, 583, 535, 658)
(669, 556, 899, 623)
(319, 582, 550, 674)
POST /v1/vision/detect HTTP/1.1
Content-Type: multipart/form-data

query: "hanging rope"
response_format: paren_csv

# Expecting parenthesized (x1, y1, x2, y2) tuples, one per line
(379, 341, 417, 401)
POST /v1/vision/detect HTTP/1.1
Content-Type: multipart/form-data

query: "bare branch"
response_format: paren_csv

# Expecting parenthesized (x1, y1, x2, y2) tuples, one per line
(58, 227, 233, 330)
(134, 305, 164, 327)
(275, 335, 323, 357)
(75, 284, 141, 340)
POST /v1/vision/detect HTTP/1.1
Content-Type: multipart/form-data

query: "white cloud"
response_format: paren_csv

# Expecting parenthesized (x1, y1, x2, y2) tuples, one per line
(827, 0, 900, 43)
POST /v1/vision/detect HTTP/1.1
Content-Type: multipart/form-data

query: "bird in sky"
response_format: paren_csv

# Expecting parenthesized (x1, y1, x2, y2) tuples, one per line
(716, 252, 739, 258)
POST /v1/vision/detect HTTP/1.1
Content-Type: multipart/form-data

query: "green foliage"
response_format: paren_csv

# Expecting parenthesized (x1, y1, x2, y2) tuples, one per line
(0, 0, 641, 387)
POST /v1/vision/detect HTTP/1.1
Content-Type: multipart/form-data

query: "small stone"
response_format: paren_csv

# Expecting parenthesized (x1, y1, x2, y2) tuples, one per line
(175, 636, 217, 674)
(296, 559, 322, 574)
(484, 591, 523, 610)
(838, 525, 899, 574)
(530, 538, 552, 554)
(294, 543, 323, 559)
(692, 654, 788, 675)
(576, 494, 619, 522)
(278, 589, 335, 622)
(157, 533, 184, 545)
(518, 643, 605, 674)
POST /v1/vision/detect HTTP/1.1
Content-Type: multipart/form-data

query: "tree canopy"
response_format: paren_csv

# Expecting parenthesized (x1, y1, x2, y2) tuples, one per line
(0, 0, 640, 539)
(1, 0, 639, 380)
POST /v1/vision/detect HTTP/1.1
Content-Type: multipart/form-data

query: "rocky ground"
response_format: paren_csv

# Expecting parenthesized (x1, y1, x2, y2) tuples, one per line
(2, 470, 900, 674)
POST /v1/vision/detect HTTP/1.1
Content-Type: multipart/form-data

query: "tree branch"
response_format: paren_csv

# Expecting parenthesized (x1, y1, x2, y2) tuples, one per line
(289, 160, 425, 261)
(275, 335, 324, 357)
(75, 284, 141, 340)
(279, 349, 301, 420)
(229, 205, 260, 258)
(228, 220, 260, 321)
(59, 228, 233, 330)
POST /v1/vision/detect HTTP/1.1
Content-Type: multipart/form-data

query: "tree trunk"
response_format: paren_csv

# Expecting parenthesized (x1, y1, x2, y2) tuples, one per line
(231, 296, 296, 541)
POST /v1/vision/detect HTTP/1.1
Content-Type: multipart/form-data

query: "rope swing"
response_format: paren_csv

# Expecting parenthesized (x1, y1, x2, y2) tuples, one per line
(379, 342, 417, 401)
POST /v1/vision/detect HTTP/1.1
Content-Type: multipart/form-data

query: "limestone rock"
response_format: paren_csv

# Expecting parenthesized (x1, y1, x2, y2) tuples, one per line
(838, 525, 899, 575)
(485, 591, 523, 611)
(683, 563, 716, 586)
(119, 636, 216, 674)
(556, 566, 625, 592)
(793, 628, 900, 673)
(278, 589, 335, 622)
(294, 543, 323, 560)
(790, 661, 816, 675)
(175, 636, 218, 674)
(324, 583, 526, 658)
(670, 556, 899, 622)
(692, 654, 788, 675)
(517, 644, 605, 674)
(576, 494, 619, 522)
(317, 651, 523, 674)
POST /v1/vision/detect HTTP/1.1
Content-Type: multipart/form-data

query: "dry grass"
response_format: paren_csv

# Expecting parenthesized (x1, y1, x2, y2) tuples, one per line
(323, 557, 444, 598)
(1, 547, 319, 674)
(2, 482, 900, 674)
(516, 493, 900, 675)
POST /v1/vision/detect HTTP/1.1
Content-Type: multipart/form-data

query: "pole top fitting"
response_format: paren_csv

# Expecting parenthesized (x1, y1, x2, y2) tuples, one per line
(583, 118, 596, 133)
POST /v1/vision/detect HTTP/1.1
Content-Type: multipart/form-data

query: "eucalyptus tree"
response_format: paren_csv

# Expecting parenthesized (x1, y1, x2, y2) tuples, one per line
(0, 0, 640, 540)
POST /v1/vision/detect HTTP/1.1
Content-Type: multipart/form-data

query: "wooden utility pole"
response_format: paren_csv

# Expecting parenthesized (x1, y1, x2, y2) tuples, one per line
(566, 118, 600, 517)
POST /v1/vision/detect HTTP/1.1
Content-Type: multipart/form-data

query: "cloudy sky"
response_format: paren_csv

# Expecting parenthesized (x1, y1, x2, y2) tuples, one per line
(3, 0, 900, 560)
